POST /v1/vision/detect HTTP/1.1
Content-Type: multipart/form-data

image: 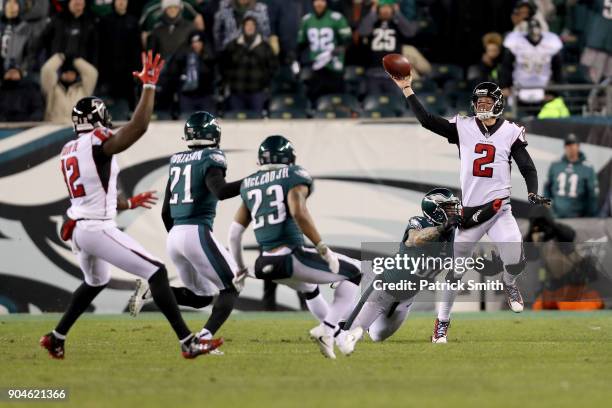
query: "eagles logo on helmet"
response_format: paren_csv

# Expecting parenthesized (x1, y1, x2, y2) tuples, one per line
(471, 82, 504, 121)
(72, 96, 112, 134)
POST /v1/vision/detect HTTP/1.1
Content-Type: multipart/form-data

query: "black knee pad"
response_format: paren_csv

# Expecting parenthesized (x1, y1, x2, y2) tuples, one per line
(505, 257, 526, 276)
(303, 286, 320, 300)
(216, 288, 238, 310)
(148, 266, 168, 284)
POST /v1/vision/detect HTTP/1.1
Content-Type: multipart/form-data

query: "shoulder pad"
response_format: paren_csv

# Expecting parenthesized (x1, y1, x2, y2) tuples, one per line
(330, 11, 343, 20)
(302, 13, 312, 21)
(206, 149, 227, 166)
(503, 31, 524, 49)
(542, 32, 563, 52)
(407, 216, 429, 231)
(292, 165, 312, 182)
(91, 127, 112, 145)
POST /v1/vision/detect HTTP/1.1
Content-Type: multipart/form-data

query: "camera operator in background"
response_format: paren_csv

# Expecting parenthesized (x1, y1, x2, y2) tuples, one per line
(525, 206, 604, 310)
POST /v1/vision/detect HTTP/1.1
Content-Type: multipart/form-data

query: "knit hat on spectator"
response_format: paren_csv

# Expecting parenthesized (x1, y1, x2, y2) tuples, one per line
(378, 0, 397, 6)
(564, 134, 579, 145)
(161, 0, 183, 10)
(60, 57, 76, 73)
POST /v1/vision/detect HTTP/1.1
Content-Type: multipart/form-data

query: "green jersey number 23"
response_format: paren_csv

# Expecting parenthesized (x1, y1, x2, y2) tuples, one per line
(247, 185, 287, 229)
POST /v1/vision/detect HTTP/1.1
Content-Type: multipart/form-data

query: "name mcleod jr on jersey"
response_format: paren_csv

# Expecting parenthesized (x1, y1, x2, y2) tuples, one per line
(242, 167, 293, 189)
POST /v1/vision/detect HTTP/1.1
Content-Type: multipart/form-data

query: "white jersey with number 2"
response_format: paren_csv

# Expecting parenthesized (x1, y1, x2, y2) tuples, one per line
(449, 116, 526, 207)
(59, 127, 119, 220)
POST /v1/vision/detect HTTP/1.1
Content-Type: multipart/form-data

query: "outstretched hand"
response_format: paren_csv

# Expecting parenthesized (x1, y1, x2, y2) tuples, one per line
(132, 50, 165, 86)
(128, 191, 158, 209)
(389, 73, 413, 96)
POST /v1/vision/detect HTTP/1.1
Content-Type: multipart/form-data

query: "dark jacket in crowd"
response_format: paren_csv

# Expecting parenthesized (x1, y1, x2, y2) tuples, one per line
(148, 13, 193, 59)
(0, 76, 44, 121)
(0, 7, 37, 74)
(169, 47, 216, 97)
(98, 8, 141, 103)
(221, 32, 277, 93)
(40, 9, 99, 65)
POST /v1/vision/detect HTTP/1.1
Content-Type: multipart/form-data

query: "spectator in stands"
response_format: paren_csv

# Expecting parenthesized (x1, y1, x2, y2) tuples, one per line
(89, 0, 115, 17)
(264, 0, 299, 62)
(148, 0, 194, 59)
(98, 0, 141, 110)
(0, 0, 37, 76)
(21, 0, 48, 41)
(139, 0, 203, 49)
(169, 30, 217, 115)
(511, 0, 549, 33)
(544, 134, 599, 218)
(0, 63, 44, 121)
(359, 0, 424, 95)
(580, 0, 612, 83)
(40, 53, 98, 123)
(501, 18, 562, 108)
(222, 16, 277, 113)
(40, 0, 98, 65)
(298, 0, 351, 103)
(214, 0, 271, 53)
(467, 32, 503, 83)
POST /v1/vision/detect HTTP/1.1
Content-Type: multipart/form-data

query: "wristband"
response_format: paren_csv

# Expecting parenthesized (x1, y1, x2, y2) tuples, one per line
(402, 85, 411, 90)
(143, 84, 156, 90)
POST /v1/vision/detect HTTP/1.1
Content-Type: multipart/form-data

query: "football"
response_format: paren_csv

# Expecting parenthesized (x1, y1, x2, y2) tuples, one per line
(382, 53, 412, 79)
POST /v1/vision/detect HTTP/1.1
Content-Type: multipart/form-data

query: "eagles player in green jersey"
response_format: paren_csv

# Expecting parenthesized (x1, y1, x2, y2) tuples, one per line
(339, 188, 463, 355)
(129, 112, 246, 353)
(228, 135, 362, 359)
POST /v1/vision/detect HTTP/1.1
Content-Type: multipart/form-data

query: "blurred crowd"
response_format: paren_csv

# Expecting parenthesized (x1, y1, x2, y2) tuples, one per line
(0, 0, 610, 122)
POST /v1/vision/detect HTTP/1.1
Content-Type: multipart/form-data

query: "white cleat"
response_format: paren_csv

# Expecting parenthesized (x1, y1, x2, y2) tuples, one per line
(505, 281, 524, 313)
(336, 327, 363, 356)
(309, 325, 336, 359)
(128, 279, 151, 317)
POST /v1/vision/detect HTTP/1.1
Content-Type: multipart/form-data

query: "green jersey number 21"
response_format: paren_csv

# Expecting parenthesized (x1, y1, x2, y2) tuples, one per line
(169, 165, 194, 204)
(247, 185, 287, 229)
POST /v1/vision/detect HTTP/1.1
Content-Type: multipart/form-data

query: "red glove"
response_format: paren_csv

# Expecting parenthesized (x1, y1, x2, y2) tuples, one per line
(132, 50, 165, 86)
(128, 191, 158, 209)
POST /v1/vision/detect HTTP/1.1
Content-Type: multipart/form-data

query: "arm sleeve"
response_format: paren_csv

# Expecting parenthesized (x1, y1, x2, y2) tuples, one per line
(406, 94, 459, 143)
(205, 166, 243, 200)
(161, 178, 173, 232)
(511, 140, 538, 195)
(394, 10, 418, 38)
(40, 53, 63, 96)
(228, 221, 246, 269)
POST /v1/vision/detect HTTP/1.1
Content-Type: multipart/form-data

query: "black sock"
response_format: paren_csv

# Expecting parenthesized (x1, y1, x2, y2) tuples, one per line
(148, 267, 191, 340)
(171, 287, 214, 309)
(55, 282, 106, 336)
(204, 288, 238, 335)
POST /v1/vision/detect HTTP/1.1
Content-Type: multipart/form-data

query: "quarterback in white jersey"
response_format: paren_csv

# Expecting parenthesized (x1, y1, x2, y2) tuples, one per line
(41, 51, 221, 360)
(393, 74, 551, 343)
(501, 18, 563, 103)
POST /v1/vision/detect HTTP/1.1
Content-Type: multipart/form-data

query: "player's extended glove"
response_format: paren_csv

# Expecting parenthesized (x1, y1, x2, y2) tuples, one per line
(438, 215, 463, 235)
(232, 267, 248, 292)
(133, 50, 165, 87)
(316, 241, 340, 274)
(528, 193, 551, 207)
(128, 191, 158, 209)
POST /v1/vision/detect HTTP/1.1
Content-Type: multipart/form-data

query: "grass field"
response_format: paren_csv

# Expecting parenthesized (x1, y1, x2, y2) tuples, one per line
(1, 311, 611, 408)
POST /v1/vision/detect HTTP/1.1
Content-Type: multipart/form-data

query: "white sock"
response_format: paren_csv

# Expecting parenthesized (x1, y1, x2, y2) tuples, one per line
(305, 294, 330, 322)
(437, 288, 458, 322)
(52, 330, 66, 340)
(324, 281, 359, 331)
(198, 328, 212, 339)
(503, 271, 517, 285)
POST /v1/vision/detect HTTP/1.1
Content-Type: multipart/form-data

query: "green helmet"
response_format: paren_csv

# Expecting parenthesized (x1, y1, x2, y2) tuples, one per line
(258, 135, 296, 165)
(421, 188, 461, 225)
(183, 111, 221, 148)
